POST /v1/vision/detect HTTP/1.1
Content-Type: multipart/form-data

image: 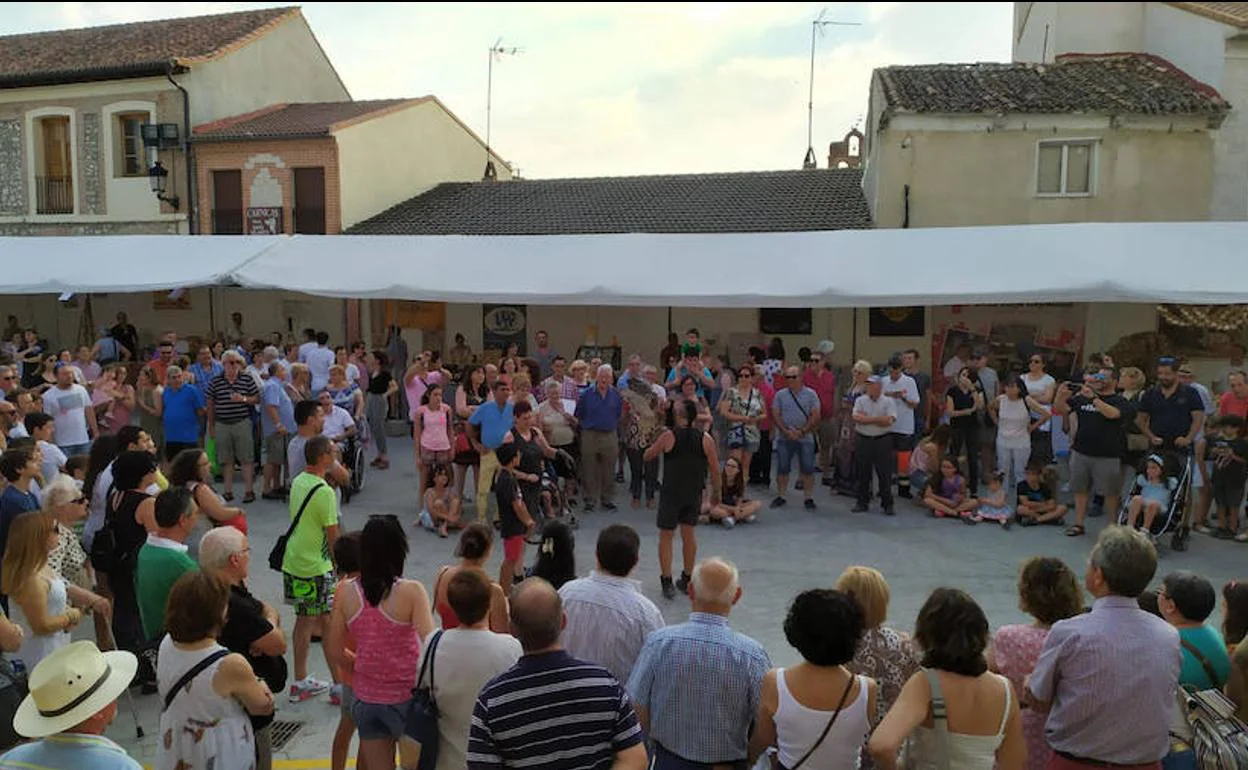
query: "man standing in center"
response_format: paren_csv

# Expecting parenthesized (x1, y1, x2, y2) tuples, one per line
(771, 365, 821, 511)
(628, 557, 771, 770)
(577, 364, 623, 513)
(854, 374, 899, 515)
(206, 351, 260, 504)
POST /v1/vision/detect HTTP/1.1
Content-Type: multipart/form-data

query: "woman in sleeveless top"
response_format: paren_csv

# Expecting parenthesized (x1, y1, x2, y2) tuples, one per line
(503, 400, 557, 521)
(988, 558, 1083, 770)
(101, 450, 158, 658)
(869, 588, 1025, 770)
(414, 383, 455, 497)
(326, 516, 434, 770)
(167, 449, 247, 554)
(750, 589, 876, 770)
(720, 364, 764, 482)
(432, 524, 509, 633)
(135, 365, 164, 455)
(157, 571, 273, 770)
(454, 365, 488, 502)
(989, 375, 1051, 496)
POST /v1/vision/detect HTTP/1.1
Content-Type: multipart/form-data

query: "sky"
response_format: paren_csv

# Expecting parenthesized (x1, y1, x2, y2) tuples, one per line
(3, 2, 1013, 178)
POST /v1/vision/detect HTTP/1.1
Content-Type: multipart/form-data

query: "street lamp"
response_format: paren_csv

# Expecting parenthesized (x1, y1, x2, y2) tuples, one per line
(147, 160, 180, 210)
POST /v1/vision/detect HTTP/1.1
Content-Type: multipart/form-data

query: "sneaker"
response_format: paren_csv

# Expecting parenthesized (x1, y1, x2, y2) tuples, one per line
(723, 516, 736, 529)
(583, 504, 596, 514)
(803, 499, 817, 511)
(795, 479, 804, 491)
(675, 572, 691, 594)
(329, 684, 343, 706)
(883, 506, 896, 516)
(601, 501, 618, 512)
(770, 497, 787, 509)
(851, 504, 869, 513)
(897, 488, 912, 499)
(660, 577, 677, 600)
(1002, 518, 1012, 531)
(1194, 524, 1214, 535)
(1235, 531, 1248, 543)
(1215, 528, 1235, 540)
(289, 677, 331, 703)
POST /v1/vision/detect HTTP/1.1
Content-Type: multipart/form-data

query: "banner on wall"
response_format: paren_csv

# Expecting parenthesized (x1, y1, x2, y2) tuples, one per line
(483, 304, 527, 355)
(869, 307, 925, 337)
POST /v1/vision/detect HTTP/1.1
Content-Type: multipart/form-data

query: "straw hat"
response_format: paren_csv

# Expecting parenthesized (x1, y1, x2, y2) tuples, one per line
(14, 641, 137, 738)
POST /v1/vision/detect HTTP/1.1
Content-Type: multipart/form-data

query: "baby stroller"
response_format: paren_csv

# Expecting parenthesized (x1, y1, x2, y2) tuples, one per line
(1117, 450, 1193, 552)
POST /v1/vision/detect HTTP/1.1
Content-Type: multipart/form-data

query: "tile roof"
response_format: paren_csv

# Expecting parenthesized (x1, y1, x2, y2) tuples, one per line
(875, 53, 1229, 119)
(194, 99, 420, 140)
(0, 6, 298, 88)
(348, 169, 871, 235)
(1167, 2, 1248, 27)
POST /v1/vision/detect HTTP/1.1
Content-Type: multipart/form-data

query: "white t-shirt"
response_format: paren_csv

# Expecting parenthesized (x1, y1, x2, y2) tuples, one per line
(423, 628, 522, 770)
(883, 373, 920, 436)
(305, 346, 335, 392)
(853, 393, 898, 438)
(297, 341, 318, 363)
(943, 355, 968, 379)
(321, 405, 355, 440)
(1024, 373, 1056, 433)
(38, 440, 67, 482)
(45, 384, 91, 446)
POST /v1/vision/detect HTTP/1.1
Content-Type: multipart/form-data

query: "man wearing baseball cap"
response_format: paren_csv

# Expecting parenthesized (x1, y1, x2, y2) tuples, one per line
(0, 640, 140, 768)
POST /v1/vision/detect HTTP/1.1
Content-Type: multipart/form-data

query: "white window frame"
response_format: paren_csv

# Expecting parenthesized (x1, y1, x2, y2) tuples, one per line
(1034, 138, 1098, 198)
(102, 101, 156, 180)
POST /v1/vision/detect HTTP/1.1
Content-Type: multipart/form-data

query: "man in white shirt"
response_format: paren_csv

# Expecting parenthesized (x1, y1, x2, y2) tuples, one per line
(296, 328, 317, 364)
(851, 375, 898, 516)
(317, 392, 356, 443)
(24, 412, 67, 482)
(560, 524, 664, 685)
(883, 356, 920, 499)
(44, 364, 96, 456)
(304, 332, 335, 393)
(942, 342, 972, 380)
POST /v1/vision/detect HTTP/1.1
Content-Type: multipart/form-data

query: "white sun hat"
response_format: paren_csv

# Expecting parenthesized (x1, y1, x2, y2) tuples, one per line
(13, 641, 137, 738)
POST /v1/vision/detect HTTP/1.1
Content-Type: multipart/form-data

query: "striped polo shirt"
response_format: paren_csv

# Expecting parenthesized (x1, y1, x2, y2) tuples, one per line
(205, 372, 259, 424)
(468, 649, 642, 770)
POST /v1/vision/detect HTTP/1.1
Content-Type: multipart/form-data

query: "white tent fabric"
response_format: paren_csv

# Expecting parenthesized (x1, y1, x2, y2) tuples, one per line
(0, 235, 280, 295)
(3, 221, 1247, 306)
(230, 222, 1248, 307)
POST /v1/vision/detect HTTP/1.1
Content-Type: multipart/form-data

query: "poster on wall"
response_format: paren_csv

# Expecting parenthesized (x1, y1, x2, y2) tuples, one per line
(152, 289, 191, 310)
(246, 207, 283, 235)
(932, 321, 1082, 387)
(869, 307, 925, 337)
(483, 304, 527, 356)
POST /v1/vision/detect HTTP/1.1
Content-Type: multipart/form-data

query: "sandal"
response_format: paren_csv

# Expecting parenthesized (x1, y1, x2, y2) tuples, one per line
(961, 515, 978, 526)
(222, 492, 234, 502)
(1065, 524, 1085, 537)
(242, 492, 256, 504)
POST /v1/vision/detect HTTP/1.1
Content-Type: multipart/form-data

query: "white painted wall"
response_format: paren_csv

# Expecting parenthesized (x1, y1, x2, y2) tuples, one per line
(335, 100, 510, 231)
(1143, 3, 1229, 87)
(100, 100, 161, 221)
(1214, 40, 1248, 220)
(1015, 2, 1148, 62)
(183, 14, 350, 126)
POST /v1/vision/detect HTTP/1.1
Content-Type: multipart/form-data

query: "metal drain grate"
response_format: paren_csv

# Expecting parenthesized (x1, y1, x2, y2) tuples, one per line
(269, 720, 304, 752)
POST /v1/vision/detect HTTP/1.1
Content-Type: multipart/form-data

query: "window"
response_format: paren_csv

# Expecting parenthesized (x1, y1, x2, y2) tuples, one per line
(1036, 140, 1094, 196)
(211, 170, 244, 234)
(116, 112, 149, 176)
(36, 116, 73, 214)
(293, 167, 326, 234)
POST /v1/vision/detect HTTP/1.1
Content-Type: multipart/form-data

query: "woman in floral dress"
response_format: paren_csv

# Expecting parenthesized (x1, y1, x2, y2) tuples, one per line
(987, 556, 1084, 770)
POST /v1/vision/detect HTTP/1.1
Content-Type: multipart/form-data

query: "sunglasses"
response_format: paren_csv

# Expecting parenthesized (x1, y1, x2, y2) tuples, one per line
(785, 374, 799, 380)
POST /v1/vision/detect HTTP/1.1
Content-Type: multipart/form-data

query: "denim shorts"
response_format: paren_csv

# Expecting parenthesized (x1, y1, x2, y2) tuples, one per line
(774, 438, 815, 476)
(351, 696, 411, 741)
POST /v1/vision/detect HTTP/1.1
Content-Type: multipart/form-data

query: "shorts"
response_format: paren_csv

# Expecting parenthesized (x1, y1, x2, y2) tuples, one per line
(502, 535, 524, 563)
(165, 441, 198, 462)
(774, 438, 816, 476)
(265, 432, 291, 467)
(339, 683, 356, 717)
(282, 572, 334, 617)
(892, 433, 917, 452)
(657, 493, 702, 530)
(351, 697, 411, 741)
(1189, 461, 1213, 490)
(978, 504, 1012, 521)
(1212, 475, 1246, 509)
(214, 420, 255, 464)
(1070, 451, 1122, 497)
(421, 447, 451, 465)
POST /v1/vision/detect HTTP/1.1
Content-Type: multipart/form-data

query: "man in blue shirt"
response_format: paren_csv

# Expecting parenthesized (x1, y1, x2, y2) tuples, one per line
(628, 557, 770, 768)
(161, 366, 205, 461)
(577, 365, 624, 512)
(469, 380, 515, 523)
(186, 346, 223, 399)
(665, 345, 715, 397)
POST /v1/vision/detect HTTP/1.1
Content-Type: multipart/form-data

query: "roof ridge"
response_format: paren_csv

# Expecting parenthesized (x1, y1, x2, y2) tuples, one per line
(176, 7, 301, 67)
(444, 168, 861, 185)
(193, 102, 290, 134)
(0, 5, 299, 41)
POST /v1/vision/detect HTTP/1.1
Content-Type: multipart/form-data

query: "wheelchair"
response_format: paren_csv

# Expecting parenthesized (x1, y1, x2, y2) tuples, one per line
(337, 433, 367, 504)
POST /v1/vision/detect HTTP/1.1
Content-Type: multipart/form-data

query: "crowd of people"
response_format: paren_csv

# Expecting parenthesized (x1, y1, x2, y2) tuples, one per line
(0, 315, 1246, 769)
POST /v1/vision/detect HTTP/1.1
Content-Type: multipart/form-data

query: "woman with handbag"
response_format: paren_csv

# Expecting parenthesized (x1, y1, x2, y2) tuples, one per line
(326, 515, 435, 770)
(96, 450, 157, 662)
(453, 365, 489, 504)
(749, 588, 875, 770)
(720, 364, 764, 484)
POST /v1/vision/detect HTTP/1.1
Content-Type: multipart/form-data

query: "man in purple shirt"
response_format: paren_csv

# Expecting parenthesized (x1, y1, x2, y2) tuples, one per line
(1026, 526, 1179, 770)
(576, 364, 624, 513)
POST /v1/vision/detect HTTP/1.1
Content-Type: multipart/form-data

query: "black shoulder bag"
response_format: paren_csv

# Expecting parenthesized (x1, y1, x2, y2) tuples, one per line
(163, 649, 230, 712)
(268, 483, 327, 572)
(772, 673, 855, 770)
(405, 629, 444, 770)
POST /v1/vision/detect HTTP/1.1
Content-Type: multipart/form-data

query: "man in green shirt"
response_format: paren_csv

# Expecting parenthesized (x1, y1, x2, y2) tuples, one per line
(282, 435, 340, 702)
(134, 488, 198, 641)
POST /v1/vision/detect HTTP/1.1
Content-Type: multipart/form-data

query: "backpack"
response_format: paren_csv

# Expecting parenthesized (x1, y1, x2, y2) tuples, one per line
(1183, 688, 1248, 770)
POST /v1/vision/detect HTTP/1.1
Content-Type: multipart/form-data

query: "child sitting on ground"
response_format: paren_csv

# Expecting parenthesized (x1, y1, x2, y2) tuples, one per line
(973, 471, 1013, 528)
(1015, 461, 1068, 526)
(419, 463, 462, 538)
(1207, 415, 1248, 541)
(1125, 454, 1178, 536)
(922, 457, 979, 522)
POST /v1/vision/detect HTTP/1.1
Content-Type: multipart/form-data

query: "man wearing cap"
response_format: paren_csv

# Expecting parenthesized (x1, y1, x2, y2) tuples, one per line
(852, 374, 899, 515)
(0, 641, 141, 768)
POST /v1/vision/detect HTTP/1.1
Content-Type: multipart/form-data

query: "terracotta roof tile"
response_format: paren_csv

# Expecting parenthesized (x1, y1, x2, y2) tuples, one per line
(0, 6, 298, 88)
(193, 99, 419, 140)
(875, 53, 1229, 118)
(1167, 2, 1248, 27)
(348, 169, 871, 235)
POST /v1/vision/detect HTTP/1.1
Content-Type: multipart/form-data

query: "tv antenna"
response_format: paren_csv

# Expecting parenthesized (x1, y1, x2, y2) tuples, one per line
(804, 9, 861, 170)
(484, 38, 523, 181)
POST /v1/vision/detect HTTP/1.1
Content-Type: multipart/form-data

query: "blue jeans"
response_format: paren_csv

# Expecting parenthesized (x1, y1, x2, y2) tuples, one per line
(1162, 749, 1196, 770)
(774, 438, 815, 477)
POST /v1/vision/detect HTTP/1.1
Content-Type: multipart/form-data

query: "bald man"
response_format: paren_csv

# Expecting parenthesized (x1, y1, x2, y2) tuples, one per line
(628, 558, 771, 769)
(468, 578, 647, 770)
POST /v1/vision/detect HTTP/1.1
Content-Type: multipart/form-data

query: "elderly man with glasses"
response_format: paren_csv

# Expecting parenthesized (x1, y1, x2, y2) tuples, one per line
(771, 366, 821, 511)
(206, 352, 261, 503)
(0, 366, 17, 397)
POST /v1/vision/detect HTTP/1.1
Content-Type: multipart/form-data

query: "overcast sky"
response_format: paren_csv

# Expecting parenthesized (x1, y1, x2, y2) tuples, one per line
(4, 2, 1012, 178)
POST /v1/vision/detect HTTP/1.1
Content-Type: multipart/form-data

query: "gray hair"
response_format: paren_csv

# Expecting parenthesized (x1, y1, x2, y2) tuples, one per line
(543, 379, 561, 393)
(40, 476, 80, 512)
(198, 526, 248, 572)
(642, 365, 658, 376)
(691, 557, 740, 607)
(165, 364, 183, 377)
(852, 359, 872, 375)
(222, 350, 245, 365)
(1090, 526, 1156, 598)
(597, 364, 614, 378)
(263, 346, 281, 361)
(268, 361, 285, 378)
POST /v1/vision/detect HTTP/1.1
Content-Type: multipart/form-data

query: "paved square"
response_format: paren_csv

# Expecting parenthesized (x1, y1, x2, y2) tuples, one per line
(106, 436, 1245, 766)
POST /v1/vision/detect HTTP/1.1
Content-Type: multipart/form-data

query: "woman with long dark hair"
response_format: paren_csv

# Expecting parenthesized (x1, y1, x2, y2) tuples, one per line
(945, 366, 985, 496)
(431, 523, 510, 633)
(326, 516, 434, 770)
(99, 450, 158, 668)
(528, 519, 576, 589)
(453, 364, 489, 501)
(366, 351, 398, 469)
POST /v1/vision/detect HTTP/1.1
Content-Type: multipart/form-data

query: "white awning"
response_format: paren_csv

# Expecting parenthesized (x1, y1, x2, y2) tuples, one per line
(2, 221, 1244, 307)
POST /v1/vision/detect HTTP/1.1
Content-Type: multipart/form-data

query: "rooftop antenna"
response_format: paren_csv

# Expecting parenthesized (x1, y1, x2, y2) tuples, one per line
(485, 38, 522, 181)
(804, 9, 861, 170)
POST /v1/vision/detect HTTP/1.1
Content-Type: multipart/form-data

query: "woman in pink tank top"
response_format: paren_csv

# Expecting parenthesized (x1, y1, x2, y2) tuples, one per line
(327, 515, 435, 770)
